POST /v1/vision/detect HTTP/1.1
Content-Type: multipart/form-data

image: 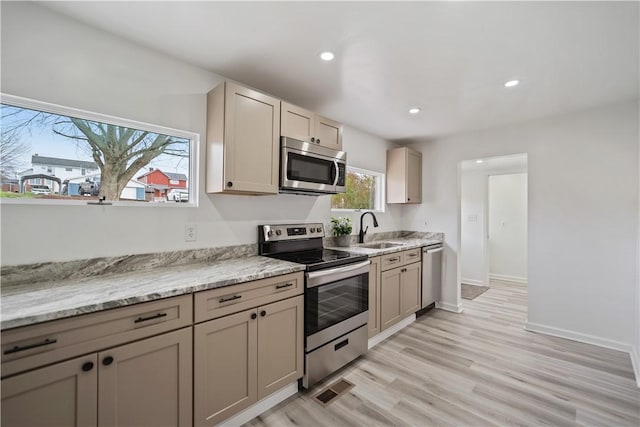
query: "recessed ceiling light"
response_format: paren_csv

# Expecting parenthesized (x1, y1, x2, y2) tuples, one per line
(408, 108, 421, 114)
(320, 52, 335, 61)
(476, 159, 484, 164)
(504, 79, 520, 88)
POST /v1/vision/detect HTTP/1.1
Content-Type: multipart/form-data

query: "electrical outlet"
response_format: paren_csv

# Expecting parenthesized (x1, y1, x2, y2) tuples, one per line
(185, 224, 197, 242)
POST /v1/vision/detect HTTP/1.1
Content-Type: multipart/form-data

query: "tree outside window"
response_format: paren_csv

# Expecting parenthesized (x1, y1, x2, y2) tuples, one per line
(331, 167, 384, 211)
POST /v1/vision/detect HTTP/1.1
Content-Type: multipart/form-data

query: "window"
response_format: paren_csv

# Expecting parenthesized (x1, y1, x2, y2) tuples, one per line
(331, 166, 385, 212)
(0, 94, 198, 205)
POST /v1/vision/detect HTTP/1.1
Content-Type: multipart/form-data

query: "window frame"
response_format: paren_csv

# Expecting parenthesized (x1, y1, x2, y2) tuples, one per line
(331, 165, 386, 213)
(0, 93, 200, 207)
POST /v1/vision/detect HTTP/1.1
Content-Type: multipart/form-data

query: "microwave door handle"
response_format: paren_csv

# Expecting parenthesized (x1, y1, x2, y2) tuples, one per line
(333, 160, 339, 186)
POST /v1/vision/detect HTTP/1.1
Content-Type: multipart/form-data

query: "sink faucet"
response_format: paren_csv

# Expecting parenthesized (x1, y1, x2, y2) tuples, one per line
(358, 211, 379, 243)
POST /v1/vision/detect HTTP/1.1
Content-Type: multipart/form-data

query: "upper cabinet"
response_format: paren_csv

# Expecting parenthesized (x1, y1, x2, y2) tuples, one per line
(281, 102, 343, 151)
(206, 81, 281, 195)
(386, 147, 422, 204)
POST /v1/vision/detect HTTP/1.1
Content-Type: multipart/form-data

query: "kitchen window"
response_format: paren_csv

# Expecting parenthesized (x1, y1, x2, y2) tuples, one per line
(331, 166, 385, 212)
(0, 94, 198, 206)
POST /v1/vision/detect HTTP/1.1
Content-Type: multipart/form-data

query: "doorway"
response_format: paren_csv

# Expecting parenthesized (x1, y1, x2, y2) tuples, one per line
(459, 154, 528, 305)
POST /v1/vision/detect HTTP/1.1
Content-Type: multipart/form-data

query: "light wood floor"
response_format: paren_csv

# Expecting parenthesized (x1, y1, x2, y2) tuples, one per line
(245, 282, 639, 426)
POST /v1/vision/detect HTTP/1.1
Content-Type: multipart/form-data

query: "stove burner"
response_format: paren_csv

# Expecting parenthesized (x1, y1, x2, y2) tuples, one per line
(298, 257, 323, 263)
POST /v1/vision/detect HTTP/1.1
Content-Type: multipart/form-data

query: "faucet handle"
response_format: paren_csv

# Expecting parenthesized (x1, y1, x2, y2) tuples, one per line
(364, 225, 369, 234)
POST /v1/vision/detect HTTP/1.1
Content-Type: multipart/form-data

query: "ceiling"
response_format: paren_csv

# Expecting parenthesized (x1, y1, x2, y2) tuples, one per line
(40, 1, 639, 143)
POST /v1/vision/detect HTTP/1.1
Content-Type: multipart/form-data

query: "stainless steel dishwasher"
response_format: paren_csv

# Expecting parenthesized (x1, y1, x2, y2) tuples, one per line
(421, 243, 443, 308)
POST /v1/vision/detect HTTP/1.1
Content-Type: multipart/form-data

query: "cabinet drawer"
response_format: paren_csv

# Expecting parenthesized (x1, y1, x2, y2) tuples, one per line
(1, 295, 192, 378)
(402, 248, 421, 264)
(380, 252, 403, 271)
(194, 272, 303, 323)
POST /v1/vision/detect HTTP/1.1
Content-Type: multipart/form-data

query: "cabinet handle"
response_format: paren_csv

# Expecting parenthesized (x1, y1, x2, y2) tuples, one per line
(260, 310, 267, 317)
(3, 338, 57, 355)
(102, 356, 114, 366)
(401, 268, 407, 272)
(334, 339, 349, 351)
(408, 253, 418, 257)
(134, 312, 167, 323)
(276, 283, 293, 290)
(251, 313, 257, 320)
(227, 181, 233, 188)
(388, 257, 399, 262)
(219, 295, 242, 303)
(82, 361, 94, 372)
(311, 137, 316, 142)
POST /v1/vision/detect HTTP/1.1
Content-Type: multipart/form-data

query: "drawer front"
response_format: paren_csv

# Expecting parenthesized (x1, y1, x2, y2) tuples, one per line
(194, 272, 303, 323)
(402, 248, 421, 265)
(380, 252, 403, 271)
(1, 295, 192, 378)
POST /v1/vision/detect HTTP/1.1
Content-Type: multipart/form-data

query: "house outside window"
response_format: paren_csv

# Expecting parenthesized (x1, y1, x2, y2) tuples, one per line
(331, 166, 385, 212)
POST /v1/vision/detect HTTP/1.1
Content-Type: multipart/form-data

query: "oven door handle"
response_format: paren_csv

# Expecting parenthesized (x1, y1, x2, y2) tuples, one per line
(306, 260, 371, 288)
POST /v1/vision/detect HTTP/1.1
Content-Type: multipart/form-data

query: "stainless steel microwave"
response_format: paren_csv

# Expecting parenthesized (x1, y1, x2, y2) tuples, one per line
(280, 137, 346, 195)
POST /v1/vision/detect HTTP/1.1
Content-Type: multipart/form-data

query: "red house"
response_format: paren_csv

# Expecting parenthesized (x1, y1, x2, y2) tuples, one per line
(136, 168, 187, 199)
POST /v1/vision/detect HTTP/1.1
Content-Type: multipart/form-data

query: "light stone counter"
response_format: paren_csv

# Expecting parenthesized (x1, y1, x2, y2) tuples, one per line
(1, 256, 304, 330)
(324, 231, 444, 257)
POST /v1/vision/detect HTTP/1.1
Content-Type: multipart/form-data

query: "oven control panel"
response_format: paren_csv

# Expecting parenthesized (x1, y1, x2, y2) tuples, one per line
(259, 223, 325, 242)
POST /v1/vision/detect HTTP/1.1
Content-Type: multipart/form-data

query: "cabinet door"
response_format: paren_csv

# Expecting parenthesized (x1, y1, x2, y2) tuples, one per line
(194, 309, 258, 426)
(98, 327, 192, 427)
(281, 102, 314, 141)
(1, 354, 98, 427)
(257, 295, 304, 400)
(406, 149, 422, 203)
(401, 263, 422, 316)
(368, 257, 381, 338)
(315, 114, 343, 151)
(380, 268, 402, 331)
(224, 82, 280, 194)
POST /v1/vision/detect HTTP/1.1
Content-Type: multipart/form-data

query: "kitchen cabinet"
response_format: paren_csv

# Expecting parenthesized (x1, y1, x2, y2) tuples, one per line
(206, 81, 281, 194)
(386, 147, 422, 204)
(194, 295, 303, 426)
(368, 256, 381, 338)
(281, 101, 343, 151)
(1, 328, 192, 427)
(380, 249, 422, 331)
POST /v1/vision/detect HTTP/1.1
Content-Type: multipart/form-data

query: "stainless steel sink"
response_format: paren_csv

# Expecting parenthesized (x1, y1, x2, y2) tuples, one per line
(361, 242, 405, 249)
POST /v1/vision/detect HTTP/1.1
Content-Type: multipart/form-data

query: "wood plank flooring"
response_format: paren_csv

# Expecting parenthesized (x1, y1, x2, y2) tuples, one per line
(245, 282, 639, 427)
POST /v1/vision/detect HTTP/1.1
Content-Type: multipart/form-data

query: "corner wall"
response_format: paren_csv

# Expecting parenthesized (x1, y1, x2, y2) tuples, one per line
(0, 2, 401, 265)
(405, 100, 639, 352)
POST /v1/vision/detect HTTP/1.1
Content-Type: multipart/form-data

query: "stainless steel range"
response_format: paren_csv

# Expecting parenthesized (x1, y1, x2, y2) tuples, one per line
(258, 223, 370, 389)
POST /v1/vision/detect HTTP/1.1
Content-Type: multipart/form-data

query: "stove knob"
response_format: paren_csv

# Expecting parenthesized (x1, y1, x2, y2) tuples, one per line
(276, 229, 282, 236)
(317, 226, 323, 233)
(309, 227, 315, 233)
(267, 230, 274, 237)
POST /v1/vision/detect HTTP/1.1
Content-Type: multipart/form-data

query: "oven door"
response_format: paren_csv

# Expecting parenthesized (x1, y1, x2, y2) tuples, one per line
(305, 260, 370, 351)
(280, 138, 346, 194)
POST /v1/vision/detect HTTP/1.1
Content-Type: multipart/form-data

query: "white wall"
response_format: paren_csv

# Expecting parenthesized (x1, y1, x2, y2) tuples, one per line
(488, 173, 527, 282)
(404, 100, 639, 350)
(0, 2, 401, 265)
(460, 170, 487, 286)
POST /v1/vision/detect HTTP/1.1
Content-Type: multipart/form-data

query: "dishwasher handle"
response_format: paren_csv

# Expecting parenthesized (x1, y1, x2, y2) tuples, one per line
(423, 246, 443, 254)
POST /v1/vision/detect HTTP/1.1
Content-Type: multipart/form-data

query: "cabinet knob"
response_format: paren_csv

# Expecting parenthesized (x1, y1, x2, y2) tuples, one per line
(251, 313, 257, 320)
(316, 139, 321, 144)
(227, 181, 233, 188)
(102, 356, 114, 366)
(260, 310, 267, 317)
(82, 361, 94, 372)
(408, 198, 411, 201)
(310, 137, 315, 142)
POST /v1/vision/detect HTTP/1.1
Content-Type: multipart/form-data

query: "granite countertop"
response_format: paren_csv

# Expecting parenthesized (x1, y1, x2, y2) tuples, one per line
(0, 256, 305, 330)
(327, 237, 443, 257)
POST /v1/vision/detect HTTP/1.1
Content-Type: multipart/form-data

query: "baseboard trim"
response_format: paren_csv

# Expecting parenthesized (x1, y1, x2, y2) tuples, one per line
(461, 278, 485, 286)
(631, 346, 640, 388)
(436, 301, 464, 313)
(368, 315, 416, 349)
(489, 273, 527, 284)
(218, 382, 298, 427)
(524, 321, 631, 353)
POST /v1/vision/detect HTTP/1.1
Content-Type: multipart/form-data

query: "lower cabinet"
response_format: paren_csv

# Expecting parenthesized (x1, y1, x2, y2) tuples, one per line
(1, 327, 193, 427)
(194, 295, 304, 426)
(380, 262, 422, 331)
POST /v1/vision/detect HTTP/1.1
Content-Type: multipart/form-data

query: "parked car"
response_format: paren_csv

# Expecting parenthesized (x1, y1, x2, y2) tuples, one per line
(167, 189, 188, 202)
(78, 178, 100, 196)
(30, 185, 51, 195)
